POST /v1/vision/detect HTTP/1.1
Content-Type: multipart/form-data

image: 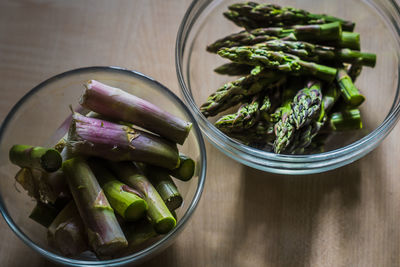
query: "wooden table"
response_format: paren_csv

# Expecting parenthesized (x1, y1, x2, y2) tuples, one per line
(1, 1, 400, 266)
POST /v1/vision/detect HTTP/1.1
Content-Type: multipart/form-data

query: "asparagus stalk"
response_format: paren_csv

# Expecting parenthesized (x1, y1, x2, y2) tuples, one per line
(68, 113, 180, 170)
(215, 94, 261, 133)
(29, 202, 60, 228)
(206, 30, 293, 53)
(88, 159, 148, 222)
(217, 46, 337, 82)
(336, 68, 365, 106)
(329, 109, 362, 131)
(170, 153, 196, 181)
(142, 165, 183, 211)
(108, 162, 176, 234)
(80, 80, 192, 145)
(214, 62, 254, 76)
(291, 80, 323, 129)
(200, 68, 285, 117)
(62, 157, 128, 256)
(225, 2, 355, 31)
(47, 201, 88, 257)
(253, 40, 375, 66)
(9, 145, 62, 173)
(228, 120, 275, 148)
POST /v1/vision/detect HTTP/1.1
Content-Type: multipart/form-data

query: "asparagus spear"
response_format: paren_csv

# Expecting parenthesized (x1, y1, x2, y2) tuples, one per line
(200, 68, 285, 117)
(62, 157, 127, 256)
(170, 153, 196, 181)
(329, 109, 362, 131)
(336, 68, 365, 106)
(225, 2, 355, 31)
(206, 30, 294, 53)
(80, 80, 192, 145)
(142, 165, 183, 211)
(291, 80, 323, 129)
(253, 40, 376, 66)
(215, 94, 261, 133)
(9, 145, 62, 173)
(47, 201, 88, 257)
(214, 62, 254, 76)
(108, 162, 176, 234)
(88, 159, 148, 222)
(217, 46, 338, 82)
(68, 113, 180, 170)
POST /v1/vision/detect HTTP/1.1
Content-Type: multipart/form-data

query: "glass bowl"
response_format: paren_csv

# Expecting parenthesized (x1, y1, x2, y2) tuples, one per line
(176, 0, 400, 174)
(0, 67, 207, 266)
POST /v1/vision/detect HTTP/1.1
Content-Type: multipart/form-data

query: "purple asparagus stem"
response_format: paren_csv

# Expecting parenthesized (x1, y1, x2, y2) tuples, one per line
(80, 80, 192, 145)
(67, 113, 180, 170)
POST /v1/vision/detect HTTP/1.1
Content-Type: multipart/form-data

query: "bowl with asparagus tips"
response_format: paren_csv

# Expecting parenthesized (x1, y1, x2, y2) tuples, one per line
(176, 0, 400, 174)
(0, 67, 206, 265)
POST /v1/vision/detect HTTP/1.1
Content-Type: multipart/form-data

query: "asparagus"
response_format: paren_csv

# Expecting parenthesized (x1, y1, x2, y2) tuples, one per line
(88, 159, 148, 222)
(217, 46, 337, 82)
(68, 113, 180, 170)
(108, 162, 176, 234)
(291, 80, 323, 129)
(329, 109, 362, 131)
(215, 94, 261, 133)
(62, 157, 127, 256)
(47, 201, 88, 257)
(206, 30, 294, 53)
(214, 62, 254, 76)
(253, 40, 376, 67)
(170, 153, 196, 181)
(225, 2, 355, 31)
(15, 168, 38, 199)
(200, 68, 285, 117)
(9, 145, 62, 173)
(142, 165, 183, 211)
(29, 202, 60, 228)
(336, 68, 365, 106)
(80, 80, 192, 145)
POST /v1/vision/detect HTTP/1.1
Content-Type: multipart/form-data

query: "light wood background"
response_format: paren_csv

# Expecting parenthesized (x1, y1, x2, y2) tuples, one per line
(1, 0, 400, 266)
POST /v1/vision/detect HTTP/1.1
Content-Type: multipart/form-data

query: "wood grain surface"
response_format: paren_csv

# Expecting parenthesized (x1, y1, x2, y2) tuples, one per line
(1, 1, 400, 266)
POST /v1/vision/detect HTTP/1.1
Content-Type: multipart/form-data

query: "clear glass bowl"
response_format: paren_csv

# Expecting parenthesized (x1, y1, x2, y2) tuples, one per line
(0, 67, 207, 266)
(176, 0, 400, 174)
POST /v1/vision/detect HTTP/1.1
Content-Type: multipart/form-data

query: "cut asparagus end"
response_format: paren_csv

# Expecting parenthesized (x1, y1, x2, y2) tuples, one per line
(89, 158, 148, 222)
(339, 49, 376, 67)
(330, 109, 363, 131)
(340, 32, 360, 50)
(154, 216, 177, 234)
(108, 162, 177, 234)
(170, 154, 195, 181)
(29, 202, 59, 228)
(125, 200, 148, 221)
(63, 157, 128, 256)
(68, 113, 180, 170)
(337, 68, 365, 106)
(47, 201, 88, 257)
(81, 80, 192, 145)
(9, 145, 62, 173)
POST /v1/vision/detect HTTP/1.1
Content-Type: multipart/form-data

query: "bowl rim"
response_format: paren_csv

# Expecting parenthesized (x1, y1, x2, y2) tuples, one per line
(175, 0, 400, 174)
(0, 66, 207, 266)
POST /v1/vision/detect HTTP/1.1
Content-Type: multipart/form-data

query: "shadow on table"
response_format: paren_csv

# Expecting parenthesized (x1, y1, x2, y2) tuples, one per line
(228, 160, 366, 267)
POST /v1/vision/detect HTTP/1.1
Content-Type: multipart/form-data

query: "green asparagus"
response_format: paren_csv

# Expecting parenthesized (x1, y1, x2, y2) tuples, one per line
(225, 2, 355, 31)
(217, 46, 337, 82)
